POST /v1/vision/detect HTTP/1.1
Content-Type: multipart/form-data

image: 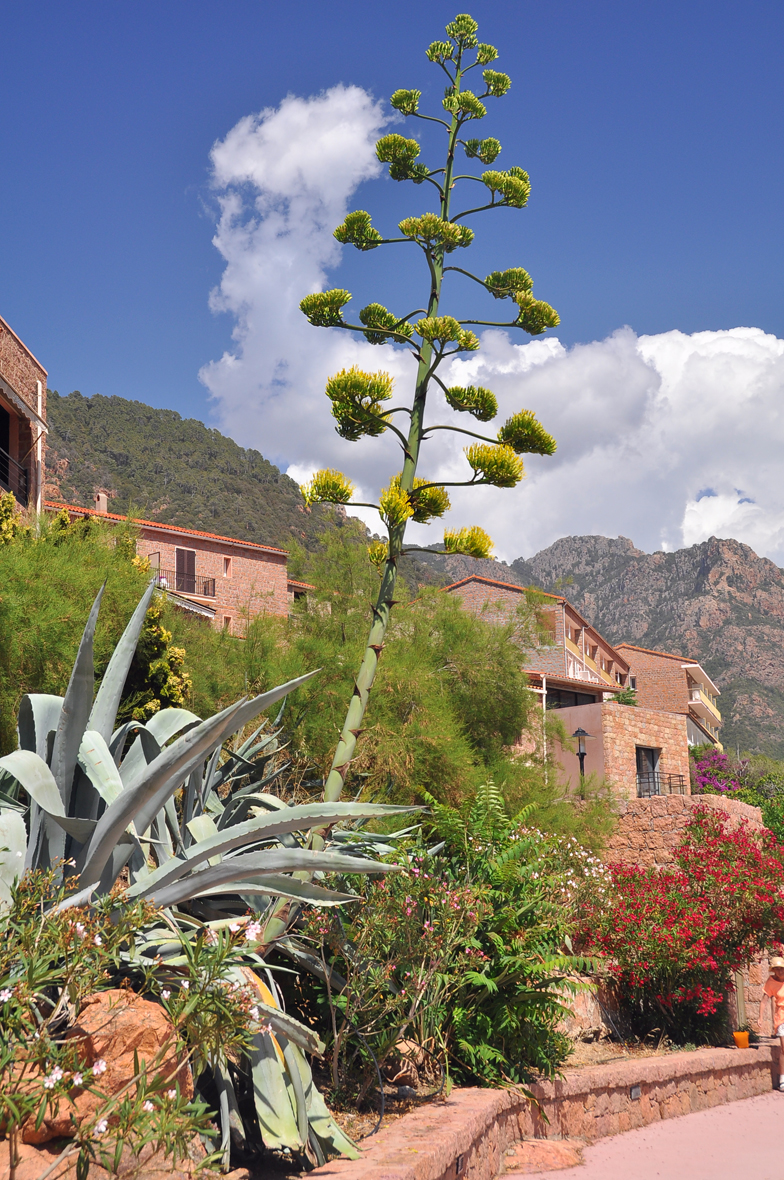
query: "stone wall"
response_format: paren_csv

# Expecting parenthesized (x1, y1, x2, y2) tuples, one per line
(311, 1047, 777, 1180)
(615, 643, 689, 714)
(605, 793, 764, 870)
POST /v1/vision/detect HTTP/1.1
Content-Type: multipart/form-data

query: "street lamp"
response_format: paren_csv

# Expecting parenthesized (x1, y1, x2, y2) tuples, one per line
(572, 728, 593, 779)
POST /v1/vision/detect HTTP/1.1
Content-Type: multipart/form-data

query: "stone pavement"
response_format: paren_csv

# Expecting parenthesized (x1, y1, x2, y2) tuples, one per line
(511, 1091, 784, 1180)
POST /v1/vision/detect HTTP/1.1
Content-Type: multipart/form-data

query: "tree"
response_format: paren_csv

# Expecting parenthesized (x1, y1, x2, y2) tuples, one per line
(300, 13, 559, 810)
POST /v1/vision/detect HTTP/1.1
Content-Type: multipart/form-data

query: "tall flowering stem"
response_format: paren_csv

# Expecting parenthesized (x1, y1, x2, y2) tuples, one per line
(299, 14, 560, 811)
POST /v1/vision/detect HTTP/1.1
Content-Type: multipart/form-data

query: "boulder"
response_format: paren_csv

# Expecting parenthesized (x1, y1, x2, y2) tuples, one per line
(22, 989, 193, 1145)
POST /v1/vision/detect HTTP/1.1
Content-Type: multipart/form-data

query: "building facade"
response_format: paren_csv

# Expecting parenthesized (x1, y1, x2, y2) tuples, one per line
(0, 315, 47, 511)
(615, 643, 723, 749)
(442, 574, 692, 801)
(46, 496, 297, 634)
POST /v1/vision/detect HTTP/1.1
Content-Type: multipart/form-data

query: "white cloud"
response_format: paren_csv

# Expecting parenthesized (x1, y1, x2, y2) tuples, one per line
(202, 87, 784, 566)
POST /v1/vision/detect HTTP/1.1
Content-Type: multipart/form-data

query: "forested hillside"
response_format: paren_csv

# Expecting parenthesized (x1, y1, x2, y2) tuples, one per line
(45, 390, 334, 551)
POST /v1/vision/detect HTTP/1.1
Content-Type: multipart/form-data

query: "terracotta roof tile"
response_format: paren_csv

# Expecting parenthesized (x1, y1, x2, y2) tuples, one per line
(44, 500, 287, 555)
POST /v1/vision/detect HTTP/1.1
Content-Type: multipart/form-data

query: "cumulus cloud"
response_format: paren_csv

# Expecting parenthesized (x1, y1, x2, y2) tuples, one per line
(201, 87, 784, 565)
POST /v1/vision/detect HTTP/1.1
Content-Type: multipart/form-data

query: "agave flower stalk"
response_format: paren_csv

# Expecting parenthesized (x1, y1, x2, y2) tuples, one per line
(299, 14, 559, 811)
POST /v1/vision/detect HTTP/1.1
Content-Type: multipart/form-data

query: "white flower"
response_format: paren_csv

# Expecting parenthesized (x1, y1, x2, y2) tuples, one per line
(95, 1119, 108, 1136)
(0, 988, 12, 1003)
(166, 1089, 177, 1100)
(142, 1100, 154, 1113)
(71, 1073, 83, 1088)
(43, 1066, 64, 1089)
(229, 922, 241, 933)
(93, 935, 102, 947)
(161, 989, 171, 1000)
(181, 981, 189, 991)
(249, 1006, 260, 1021)
(92, 1059, 107, 1077)
(244, 921, 263, 943)
(205, 928, 218, 945)
(75, 923, 86, 939)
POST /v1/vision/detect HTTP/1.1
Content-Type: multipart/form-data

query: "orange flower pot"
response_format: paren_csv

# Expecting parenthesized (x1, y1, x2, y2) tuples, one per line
(733, 1031, 750, 1049)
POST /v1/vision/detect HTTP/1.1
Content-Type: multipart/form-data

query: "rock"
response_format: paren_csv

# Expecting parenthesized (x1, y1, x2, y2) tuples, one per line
(22, 989, 192, 1145)
(0, 1137, 213, 1180)
(501, 1138, 584, 1174)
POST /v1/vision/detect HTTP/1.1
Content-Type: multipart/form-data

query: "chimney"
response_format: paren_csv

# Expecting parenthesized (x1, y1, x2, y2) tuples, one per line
(94, 491, 109, 513)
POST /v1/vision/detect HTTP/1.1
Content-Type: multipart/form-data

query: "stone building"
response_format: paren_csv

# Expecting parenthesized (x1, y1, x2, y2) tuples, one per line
(0, 314, 47, 511)
(442, 574, 690, 800)
(46, 495, 312, 634)
(615, 642, 723, 749)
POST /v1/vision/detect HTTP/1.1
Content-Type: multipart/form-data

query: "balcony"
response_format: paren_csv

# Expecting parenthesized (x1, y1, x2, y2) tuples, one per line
(689, 685, 722, 723)
(0, 445, 29, 507)
(636, 772, 687, 799)
(155, 568, 216, 598)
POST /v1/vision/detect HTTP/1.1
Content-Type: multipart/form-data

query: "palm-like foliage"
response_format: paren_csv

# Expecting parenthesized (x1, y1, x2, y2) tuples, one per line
(0, 582, 415, 1167)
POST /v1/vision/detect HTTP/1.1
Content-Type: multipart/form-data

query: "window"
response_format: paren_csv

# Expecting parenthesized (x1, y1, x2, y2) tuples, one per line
(546, 688, 599, 709)
(630, 676, 637, 690)
(615, 671, 626, 685)
(147, 551, 160, 570)
(223, 556, 232, 578)
(175, 548, 196, 593)
(223, 616, 232, 633)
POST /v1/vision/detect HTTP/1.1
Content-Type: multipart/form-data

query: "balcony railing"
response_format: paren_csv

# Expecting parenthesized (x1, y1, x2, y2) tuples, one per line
(155, 568, 216, 598)
(0, 446, 29, 507)
(636, 772, 687, 799)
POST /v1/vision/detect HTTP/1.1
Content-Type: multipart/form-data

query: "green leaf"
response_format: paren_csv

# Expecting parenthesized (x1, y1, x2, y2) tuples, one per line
(250, 1031, 300, 1151)
(144, 707, 202, 746)
(88, 579, 157, 740)
(0, 810, 27, 907)
(17, 694, 63, 759)
(78, 731, 125, 806)
(51, 584, 104, 809)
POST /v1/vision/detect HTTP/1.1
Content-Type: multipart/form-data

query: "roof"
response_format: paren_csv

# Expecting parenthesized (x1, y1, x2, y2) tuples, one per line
(0, 314, 48, 377)
(287, 579, 315, 590)
(615, 642, 692, 662)
(44, 500, 287, 556)
(526, 670, 621, 694)
(441, 574, 564, 601)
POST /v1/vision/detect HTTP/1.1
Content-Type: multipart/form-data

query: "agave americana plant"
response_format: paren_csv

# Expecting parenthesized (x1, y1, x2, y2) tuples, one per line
(0, 581, 415, 1167)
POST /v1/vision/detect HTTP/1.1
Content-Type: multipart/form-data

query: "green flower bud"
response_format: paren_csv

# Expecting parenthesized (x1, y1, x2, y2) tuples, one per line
(326, 366, 394, 440)
(482, 69, 511, 97)
(443, 89, 486, 121)
(481, 169, 530, 208)
(445, 14, 479, 48)
(444, 385, 498, 422)
(512, 292, 560, 335)
(485, 268, 533, 298)
(376, 134, 421, 165)
(464, 137, 501, 163)
(390, 89, 421, 115)
(398, 214, 473, 252)
(475, 43, 498, 64)
(427, 40, 454, 63)
(465, 442, 524, 487)
(358, 303, 415, 345)
(300, 289, 351, 327)
(334, 210, 382, 251)
(443, 525, 493, 559)
(302, 469, 355, 506)
(497, 410, 557, 455)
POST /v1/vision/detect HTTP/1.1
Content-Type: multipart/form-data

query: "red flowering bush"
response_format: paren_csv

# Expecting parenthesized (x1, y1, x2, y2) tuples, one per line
(580, 807, 784, 1041)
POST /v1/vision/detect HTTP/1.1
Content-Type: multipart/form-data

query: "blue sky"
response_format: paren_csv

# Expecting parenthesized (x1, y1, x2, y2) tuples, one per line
(3, 2, 784, 560)
(3, 0, 782, 413)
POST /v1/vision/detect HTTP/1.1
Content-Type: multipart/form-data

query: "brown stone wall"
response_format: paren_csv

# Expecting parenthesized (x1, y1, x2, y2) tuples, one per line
(616, 644, 689, 714)
(606, 793, 764, 870)
(554, 702, 691, 798)
(136, 527, 288, 633)
(310, 1048, 777, 1180)
(0, 316, 47, 416)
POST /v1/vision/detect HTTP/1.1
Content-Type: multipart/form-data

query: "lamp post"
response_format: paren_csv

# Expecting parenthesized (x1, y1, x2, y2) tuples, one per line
(572, 728, 593, 780)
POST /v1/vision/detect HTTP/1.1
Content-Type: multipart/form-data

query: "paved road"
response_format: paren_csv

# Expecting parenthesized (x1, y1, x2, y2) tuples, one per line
(516, 1092, 784, 1180)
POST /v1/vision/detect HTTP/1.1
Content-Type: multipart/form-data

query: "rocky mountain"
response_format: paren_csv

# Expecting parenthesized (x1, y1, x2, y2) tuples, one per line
(510, 535, 784, 758)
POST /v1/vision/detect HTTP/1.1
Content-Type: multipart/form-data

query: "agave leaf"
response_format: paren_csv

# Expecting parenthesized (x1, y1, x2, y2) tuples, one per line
(187, 876, 357, 905)
(17, 694, 64, 759)
(144, 707, 202, 746)
(88, 579, 157, 740)
(78, 698, 247, 887)
(0, 751, 97, 845)
(136, 847, 391, 908)
(118, 727, 162, 787)
(78, 731, 125, 806)
(0, 810, 27, 907)
(250, 1030, 300, 1150)
(132, 802, 414, 898)
(52, 881, 99, 912)
(51, 584, 104, 810)
(303, 1062, 359, 1160)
